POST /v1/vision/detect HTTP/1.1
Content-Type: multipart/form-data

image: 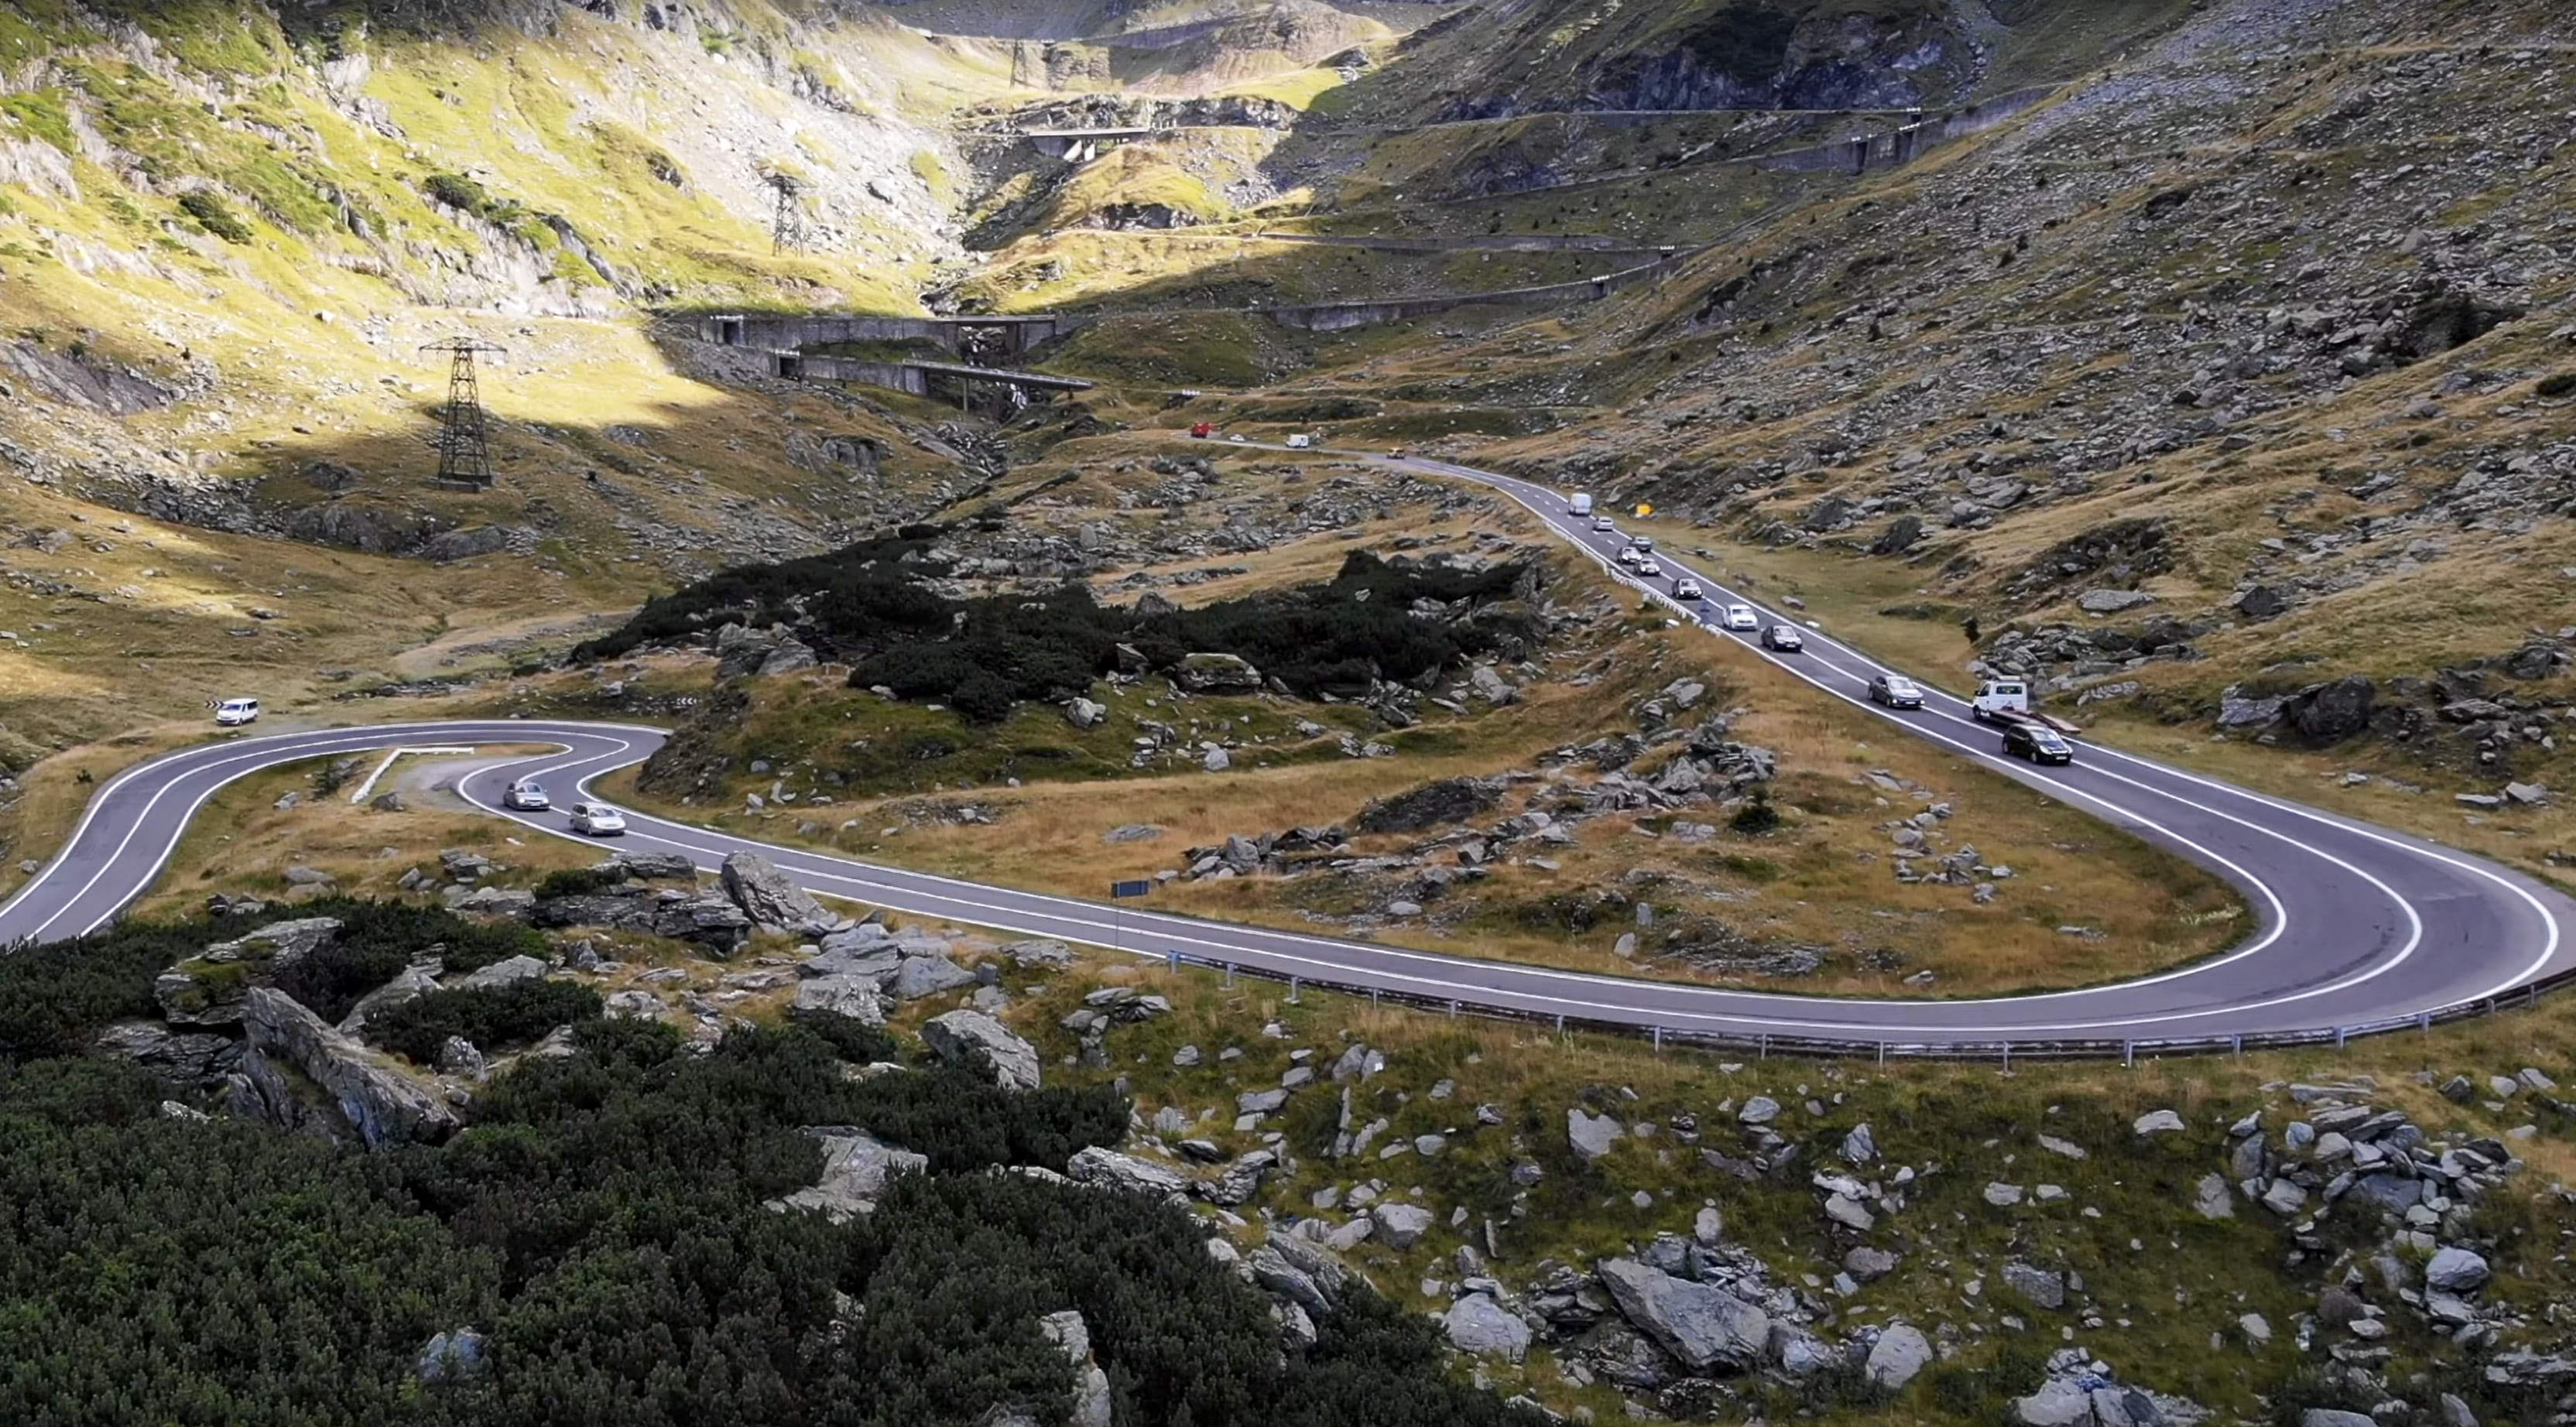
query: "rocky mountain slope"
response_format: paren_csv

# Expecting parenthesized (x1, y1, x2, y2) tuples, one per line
(1267, 0, 2575, 855)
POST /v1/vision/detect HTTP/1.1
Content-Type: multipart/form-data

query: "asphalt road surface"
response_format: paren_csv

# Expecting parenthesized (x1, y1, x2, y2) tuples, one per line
(4, 454, 2570, 1051)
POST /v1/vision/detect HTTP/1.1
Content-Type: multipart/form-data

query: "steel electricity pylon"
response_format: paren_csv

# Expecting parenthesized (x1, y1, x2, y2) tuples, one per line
(420, 338, 505, 489)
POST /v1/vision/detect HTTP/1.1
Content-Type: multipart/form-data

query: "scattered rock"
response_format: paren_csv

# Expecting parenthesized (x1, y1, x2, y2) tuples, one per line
(1444, 1293, 1531, 1361)
(2132, 1109, 2186, 1136)
(921, 1009, 1042, 1091)
(1866, 1324, 1934, 1388)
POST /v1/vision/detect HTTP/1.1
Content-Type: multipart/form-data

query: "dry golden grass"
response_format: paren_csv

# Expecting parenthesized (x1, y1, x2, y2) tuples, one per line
(604, 466, 2244, 999)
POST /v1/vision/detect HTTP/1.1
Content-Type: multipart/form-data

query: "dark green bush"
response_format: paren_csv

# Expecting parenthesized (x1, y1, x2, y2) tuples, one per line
(533, 865, 629, 898)
(1730, 786, 1782, 834)
(0, 931, 1537, 1427)
(0, 912, 263, 1061)
(795, 1010, 901, 1066)
(177, 189, 253, 243)
(368, 979, 602, 1065)
(421, 171, 491, 214)
(582, 534, 1539, 722)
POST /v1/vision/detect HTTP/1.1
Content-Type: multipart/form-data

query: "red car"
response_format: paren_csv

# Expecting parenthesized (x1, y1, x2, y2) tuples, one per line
(1189, 422, 1213, 439)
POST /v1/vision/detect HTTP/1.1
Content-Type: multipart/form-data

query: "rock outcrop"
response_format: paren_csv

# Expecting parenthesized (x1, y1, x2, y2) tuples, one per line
(235, 987, 458, 1148)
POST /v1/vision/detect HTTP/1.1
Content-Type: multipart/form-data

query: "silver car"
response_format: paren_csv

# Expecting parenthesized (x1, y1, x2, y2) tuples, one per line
(567, 802, 627, 837)
(502, 779, 550, 811)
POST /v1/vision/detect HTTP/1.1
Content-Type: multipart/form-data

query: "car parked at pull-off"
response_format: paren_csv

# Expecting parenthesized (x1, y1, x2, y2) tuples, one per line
(2002, 722, 2075, 765)
(567, 802, 627, 836)
(1868, 674, 1925, 710)
(213, 697, 260, 727)
(502, 779, 551, 811)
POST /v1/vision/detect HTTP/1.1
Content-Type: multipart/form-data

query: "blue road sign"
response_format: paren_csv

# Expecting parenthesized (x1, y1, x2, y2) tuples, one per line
(1111, 880, 1151, 898)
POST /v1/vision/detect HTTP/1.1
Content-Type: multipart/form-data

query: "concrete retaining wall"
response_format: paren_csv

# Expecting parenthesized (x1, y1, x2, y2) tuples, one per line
(1255, 252, 1690, 332)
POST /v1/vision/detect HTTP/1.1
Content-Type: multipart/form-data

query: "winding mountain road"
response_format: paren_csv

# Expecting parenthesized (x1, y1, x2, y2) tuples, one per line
(3, 451, 2569, 1054)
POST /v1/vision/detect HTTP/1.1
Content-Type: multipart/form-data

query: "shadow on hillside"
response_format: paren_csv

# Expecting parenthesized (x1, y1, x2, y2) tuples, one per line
(208, 377, 957, 574)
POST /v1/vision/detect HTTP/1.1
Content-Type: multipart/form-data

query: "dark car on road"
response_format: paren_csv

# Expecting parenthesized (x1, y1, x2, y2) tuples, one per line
(1867, 674, 1924, 710)
(2002, 723, 2074, 765)
(1760, 625, 1805, 652)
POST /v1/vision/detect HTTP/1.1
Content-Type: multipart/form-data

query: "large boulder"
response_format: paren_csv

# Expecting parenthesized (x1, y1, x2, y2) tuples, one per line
(611, 851, 700, 881)
(1174, 652, 1262, 693)
(922, 1009, 1041, 1091)
(238, 987, 457, 1148)
(720, 851, 828, 931)
(530, 888, 751, 954)
(1358, 776, 1502, 834)
(1444, 1294, 1532, 1361)
(1595, 1258, 1770, 1373)
(790, 974, 886, 1028)
(889, 953, 978, 1001)
(94, 1020, 242, 1090)
(769, 1129, 926, 1221)
(1371, 1202, 1434, 1249)
(457, 954, 547, 990)
(1067, 1146, 1192, 1201)
(1039, 1310, 1114, 1427)
(2425, 1247, 2490, 1294)
(2282, 676, 2376, 744)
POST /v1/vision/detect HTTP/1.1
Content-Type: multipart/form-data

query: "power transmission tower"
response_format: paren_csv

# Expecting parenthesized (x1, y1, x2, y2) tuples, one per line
(763, 170, 809, 254)
(419, 339, 505, 490)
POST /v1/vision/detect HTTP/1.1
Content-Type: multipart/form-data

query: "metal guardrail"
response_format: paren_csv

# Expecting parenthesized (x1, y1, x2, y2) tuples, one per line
(1149, 950, 2576, 1065)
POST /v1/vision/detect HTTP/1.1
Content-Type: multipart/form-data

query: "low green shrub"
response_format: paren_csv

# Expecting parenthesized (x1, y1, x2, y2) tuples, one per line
(177, 190, 252, 243)
(368, 980, 602, 1064)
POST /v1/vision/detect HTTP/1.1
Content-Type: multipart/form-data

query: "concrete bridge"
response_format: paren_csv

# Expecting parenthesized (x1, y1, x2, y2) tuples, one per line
(1020, 125, 1159, 160)
(769, 351, 1093, 407)
(703, 313, 1076, 361)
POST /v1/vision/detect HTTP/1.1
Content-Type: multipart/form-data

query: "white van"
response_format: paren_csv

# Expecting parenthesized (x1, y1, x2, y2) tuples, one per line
(214, 697, 260, 727)
(1286, 433, 1313, 450)
(1970, 680, 2031, 724)
(1569, 492, 1595, 516)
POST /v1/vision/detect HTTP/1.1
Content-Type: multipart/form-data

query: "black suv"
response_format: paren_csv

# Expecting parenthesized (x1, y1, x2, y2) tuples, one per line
(2002, 723, 2074, 766)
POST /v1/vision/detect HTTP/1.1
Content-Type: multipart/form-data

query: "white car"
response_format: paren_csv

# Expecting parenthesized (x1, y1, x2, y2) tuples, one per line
(1636, 558, 1663, 577)
(1721, 604, 1759, 631)
(1674, 578, 1703, 601)
(502, 779, 551, 811)
(1228, 433, 1245, 443)
(567, 802, 627, 837)
(1616, 546, 1643, 567)
(214, 697, 260, 726)
(1591, 515, 1616, 533)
